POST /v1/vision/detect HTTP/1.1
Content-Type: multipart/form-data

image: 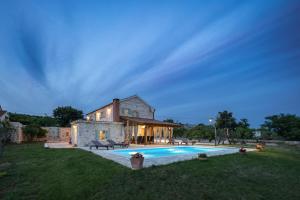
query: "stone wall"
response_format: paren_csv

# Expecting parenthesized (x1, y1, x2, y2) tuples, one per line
(10, 123, 71, 143)
(42, 127, 59, 141)
(59, 127, 71, 142)
(71, 120, 124, 146)
(10, 122, 23, 143)
(120, 96, 154, 119)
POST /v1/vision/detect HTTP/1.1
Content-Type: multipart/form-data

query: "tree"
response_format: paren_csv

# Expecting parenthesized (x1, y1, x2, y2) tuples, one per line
(216, 111, 237, 144)
(53, 106, 83, 127)
(163, 119, 187, 138)
(9, 113, 58, 126)
(261, 114, 300, 140)
(22, 125, 47, 141)
(236, 118, 253, 139)
(186, 124, 214, 141)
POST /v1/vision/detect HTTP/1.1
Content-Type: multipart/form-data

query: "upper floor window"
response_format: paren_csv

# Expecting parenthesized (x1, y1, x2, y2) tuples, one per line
(121, 108, 138, 117)
(100, 111, 106, 119)
(96, 112, 100, 121)
(132, 111, 139, 117)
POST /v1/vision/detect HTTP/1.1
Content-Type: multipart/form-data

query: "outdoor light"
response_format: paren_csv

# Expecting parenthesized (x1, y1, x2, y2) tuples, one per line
(209, 118, 217, 146)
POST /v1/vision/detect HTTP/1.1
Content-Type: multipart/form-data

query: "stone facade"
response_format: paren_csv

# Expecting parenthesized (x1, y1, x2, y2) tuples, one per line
(119, 96, 154, 119)
(87, 104, 113, 122)
(71, 120, 124, 146)
(86, 96, 154, 123)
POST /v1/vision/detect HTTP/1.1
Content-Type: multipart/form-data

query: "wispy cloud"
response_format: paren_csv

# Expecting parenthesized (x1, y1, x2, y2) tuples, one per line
(0, 0, 300, 126)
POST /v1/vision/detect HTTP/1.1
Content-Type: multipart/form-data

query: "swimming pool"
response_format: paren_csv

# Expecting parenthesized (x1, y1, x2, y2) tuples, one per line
(111, 146, 237, 159)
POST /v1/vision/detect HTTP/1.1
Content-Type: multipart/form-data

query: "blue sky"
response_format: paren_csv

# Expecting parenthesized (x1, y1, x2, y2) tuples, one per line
(0, 0, 300, 127)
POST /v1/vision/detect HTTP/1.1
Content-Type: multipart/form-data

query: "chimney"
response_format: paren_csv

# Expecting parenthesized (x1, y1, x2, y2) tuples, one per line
(112, 98, 120, 122)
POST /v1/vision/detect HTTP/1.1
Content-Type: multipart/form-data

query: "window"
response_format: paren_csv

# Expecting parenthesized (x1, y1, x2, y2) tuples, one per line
(132, 111, 139, 117)
(100, 111, 106, 119)
(97, 130, 107, 140)
(96, 112, 100, 121)
(66, 132, 69, 137)
(122, 108, 136, 117)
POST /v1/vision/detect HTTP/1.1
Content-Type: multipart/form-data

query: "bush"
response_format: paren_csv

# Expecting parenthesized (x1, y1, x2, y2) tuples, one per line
(22, 125, 47, 141)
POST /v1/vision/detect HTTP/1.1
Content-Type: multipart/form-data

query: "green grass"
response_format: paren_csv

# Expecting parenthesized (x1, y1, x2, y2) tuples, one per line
(1, 143, 300, 200)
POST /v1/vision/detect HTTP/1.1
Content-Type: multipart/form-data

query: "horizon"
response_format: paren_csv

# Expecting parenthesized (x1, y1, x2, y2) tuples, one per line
(1, 0, 300, 127)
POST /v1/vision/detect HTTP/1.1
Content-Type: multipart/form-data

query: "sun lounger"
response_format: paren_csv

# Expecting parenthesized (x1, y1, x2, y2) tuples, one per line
(89, 140, 114, 150)
(181, 138, 189, 145)
(107, 139, 129, 148)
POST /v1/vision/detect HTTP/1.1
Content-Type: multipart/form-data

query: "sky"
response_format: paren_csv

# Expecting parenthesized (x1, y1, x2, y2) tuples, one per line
(0, 0, 300, 127)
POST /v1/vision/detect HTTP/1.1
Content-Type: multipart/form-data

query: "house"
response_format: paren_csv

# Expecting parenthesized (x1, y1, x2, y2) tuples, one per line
(70, 95, 179, 146)
(0, 105, 9, 122)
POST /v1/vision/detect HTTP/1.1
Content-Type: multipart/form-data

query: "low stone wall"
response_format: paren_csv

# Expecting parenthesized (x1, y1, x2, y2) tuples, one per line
(10, 122, 23, 143)
(59, 127, 71, 142)
(9, 123, 71, 143)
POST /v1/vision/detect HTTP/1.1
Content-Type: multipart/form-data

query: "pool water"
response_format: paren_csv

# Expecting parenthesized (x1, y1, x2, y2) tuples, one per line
(111, 146, 235, 158)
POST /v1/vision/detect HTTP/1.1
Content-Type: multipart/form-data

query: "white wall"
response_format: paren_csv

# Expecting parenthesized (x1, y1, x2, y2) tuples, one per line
(71, 120, 124, 146)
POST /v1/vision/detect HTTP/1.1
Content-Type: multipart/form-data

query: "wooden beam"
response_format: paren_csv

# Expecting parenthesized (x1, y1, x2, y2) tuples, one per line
(144, 126, 148, 145)
(159, 127, 162, 144)
(164, 127, 167, 143)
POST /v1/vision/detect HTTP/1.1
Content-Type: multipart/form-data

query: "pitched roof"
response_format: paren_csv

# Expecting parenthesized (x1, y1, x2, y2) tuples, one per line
(120, 95, 154, 109)
(86, 95, 154, 115)
(86, 102, 113, 115)
(120, 116, 180, 127)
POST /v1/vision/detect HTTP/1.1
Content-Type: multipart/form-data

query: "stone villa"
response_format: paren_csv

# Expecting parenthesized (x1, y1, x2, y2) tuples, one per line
(70, 95, 179, 146)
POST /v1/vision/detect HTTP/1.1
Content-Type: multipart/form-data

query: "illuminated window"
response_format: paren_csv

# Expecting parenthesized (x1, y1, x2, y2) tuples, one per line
(98, 130, 107, 140)
(107, 108, 111, 115)
(96, 112, 100, 121)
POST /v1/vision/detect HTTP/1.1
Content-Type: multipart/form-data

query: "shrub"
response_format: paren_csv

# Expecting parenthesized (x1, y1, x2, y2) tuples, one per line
(22, 125, 47, 141)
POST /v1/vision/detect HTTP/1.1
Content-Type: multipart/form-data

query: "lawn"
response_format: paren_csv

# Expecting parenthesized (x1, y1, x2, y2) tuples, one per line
(0, 143, 300, 200)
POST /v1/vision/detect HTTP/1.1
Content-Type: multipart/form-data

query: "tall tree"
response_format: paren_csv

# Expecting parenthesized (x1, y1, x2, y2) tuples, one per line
(53, 106, 83, 127)
(216, 111, 237, 144)
(261, 114, 300, 140)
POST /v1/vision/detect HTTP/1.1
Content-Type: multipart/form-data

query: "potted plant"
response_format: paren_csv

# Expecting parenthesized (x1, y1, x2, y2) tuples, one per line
(130, 153, 144, 169)
(239, 147, 247, 154)
(198, 153, 208, 160)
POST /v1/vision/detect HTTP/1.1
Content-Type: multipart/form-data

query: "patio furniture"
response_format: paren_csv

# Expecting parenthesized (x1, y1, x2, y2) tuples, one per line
(181, 138, 189, 145)
(107, 139, 129, 148)
(89, 140, 114, 150)
(168, 138, 180, 145)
